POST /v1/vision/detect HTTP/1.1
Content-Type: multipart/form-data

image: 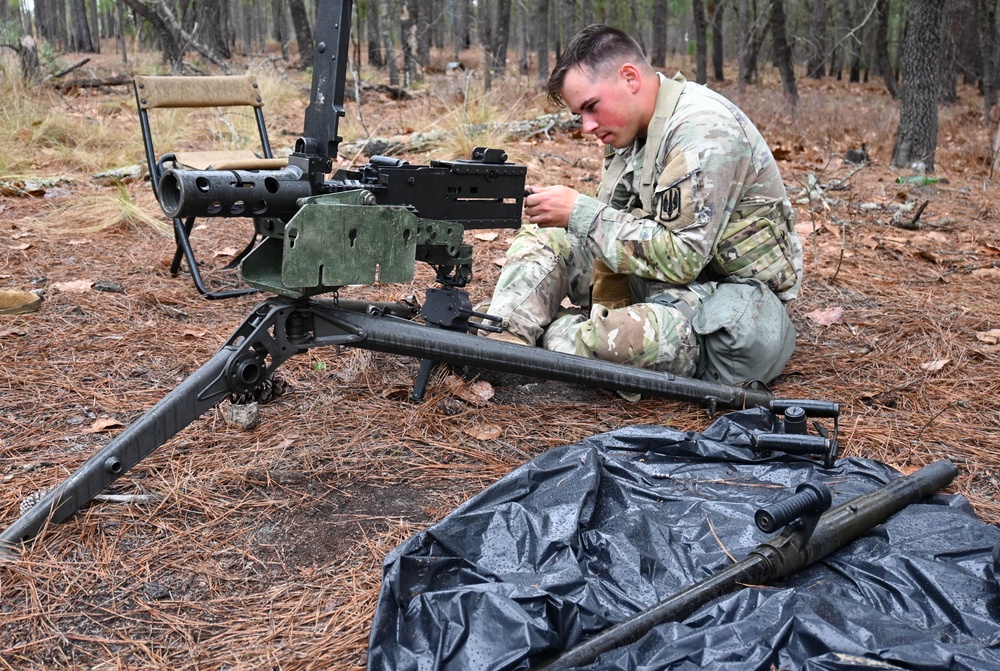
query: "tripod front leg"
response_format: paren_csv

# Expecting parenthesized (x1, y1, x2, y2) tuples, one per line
(0, 299, 309, 556)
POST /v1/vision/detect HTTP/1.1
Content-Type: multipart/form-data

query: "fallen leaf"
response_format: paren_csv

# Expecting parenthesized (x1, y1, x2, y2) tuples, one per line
(444, 375, 494, 406)
(919, 359, 950, 372)
(805, 307, 843, 327)
(213, 247, 239, 257)
(794, 222, 816, 237)
(182, 328, 208, 338)
(474, 232, 499, 242)
(52, 279, 94, 292)
(975, 329, 1000, 344)
(465, 424, 502, 441)
(492, 256, 507, 267)
(971, 267, 1000, 278)
(9, 243, 30, 250)
(83, 417, 124, 434)
(67, 239, 88, 245)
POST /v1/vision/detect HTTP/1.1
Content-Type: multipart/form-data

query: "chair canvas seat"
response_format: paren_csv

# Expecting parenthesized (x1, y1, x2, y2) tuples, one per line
(135, 74, 278, 299)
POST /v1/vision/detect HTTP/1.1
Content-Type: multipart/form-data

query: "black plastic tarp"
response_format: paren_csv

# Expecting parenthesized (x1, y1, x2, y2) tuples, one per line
(367, 408, 1000, 671)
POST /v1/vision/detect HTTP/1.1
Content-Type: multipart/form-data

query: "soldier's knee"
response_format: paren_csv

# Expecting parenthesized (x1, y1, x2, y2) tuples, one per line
(577, 303, 699, 374)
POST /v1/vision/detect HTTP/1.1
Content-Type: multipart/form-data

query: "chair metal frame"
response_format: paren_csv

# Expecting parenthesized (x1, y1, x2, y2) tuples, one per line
(134, 75, 277, 299)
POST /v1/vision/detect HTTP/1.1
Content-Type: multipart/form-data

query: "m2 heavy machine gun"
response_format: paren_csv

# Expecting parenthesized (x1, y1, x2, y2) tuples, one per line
(0, 0, 822, 556)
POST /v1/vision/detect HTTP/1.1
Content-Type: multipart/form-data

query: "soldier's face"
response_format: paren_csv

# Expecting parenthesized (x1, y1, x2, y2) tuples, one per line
(561, 64, 642, 149)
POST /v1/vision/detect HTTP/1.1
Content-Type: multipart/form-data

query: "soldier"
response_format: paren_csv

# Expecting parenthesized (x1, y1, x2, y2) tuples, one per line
(483, 24, 803, 386)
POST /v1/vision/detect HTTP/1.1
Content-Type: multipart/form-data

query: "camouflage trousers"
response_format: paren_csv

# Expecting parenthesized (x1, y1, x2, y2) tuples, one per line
(485, 225, 705, 377)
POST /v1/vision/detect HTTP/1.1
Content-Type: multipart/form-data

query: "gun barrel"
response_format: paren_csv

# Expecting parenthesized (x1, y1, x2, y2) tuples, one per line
(158, 164, 310, 219)
(535, 459, 958, 671)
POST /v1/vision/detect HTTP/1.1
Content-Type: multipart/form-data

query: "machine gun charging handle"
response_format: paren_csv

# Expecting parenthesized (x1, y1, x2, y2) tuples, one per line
(755, 482, 832, 533)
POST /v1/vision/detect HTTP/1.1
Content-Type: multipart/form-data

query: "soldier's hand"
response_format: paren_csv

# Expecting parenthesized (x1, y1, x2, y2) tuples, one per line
(523, 185, 579, 228)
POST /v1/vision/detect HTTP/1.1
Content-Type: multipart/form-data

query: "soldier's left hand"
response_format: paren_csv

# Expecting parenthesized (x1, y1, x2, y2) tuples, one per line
(523, 185, 579, 228)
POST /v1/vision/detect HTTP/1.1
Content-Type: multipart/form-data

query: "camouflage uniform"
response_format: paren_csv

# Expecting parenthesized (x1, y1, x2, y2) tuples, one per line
(487, 73, 802, 383)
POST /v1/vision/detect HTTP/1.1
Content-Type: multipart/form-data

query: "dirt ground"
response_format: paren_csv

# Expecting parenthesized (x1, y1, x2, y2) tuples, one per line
(1, 54, 999, 670)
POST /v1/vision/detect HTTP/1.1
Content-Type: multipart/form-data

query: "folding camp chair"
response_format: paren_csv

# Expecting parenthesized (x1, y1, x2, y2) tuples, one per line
(135, 75, 286, 299)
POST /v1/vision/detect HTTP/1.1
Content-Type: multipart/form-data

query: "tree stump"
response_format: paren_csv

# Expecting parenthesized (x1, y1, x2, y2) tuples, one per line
(19, 35, 40, 82)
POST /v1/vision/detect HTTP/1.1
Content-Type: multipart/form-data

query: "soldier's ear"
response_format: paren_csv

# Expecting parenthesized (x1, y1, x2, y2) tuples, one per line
(620, 63, 642, 93)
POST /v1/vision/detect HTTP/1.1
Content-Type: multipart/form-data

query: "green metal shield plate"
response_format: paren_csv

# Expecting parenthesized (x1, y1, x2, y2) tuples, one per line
(282, 201, 418, 289)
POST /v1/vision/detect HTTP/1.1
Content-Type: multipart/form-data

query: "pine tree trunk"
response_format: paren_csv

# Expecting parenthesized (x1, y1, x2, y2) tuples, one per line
(196, 1, 232, 60)
(416, 0, 431, 67)
(452, 0, 469, 58)
(711, 0, 726, 81)
(770, 0, 797, 106)
(288, 0, 314, 69)
(273, 0, 290, 59)
(807, 0, 827, 78)
(891, 0, 946, 172)
(119, 0, 184, 67)
(737, 0, 749, 88)
(493, 0, 512, 80)
(535, 0, 550, 81)
(380, 0, 399, 86)
(939, 2, 960, 103)
(70, 0, 96, 52)
(692, 0, 708, 84)
(366, 0, 384, 67)
(875, 0, 897, 97)
(651, 0, 668, 68)
(978, 0, 998, 114)
(400, 0, 422, 85)
(54, 0, 68, 50)
(88, 0, 100, 51)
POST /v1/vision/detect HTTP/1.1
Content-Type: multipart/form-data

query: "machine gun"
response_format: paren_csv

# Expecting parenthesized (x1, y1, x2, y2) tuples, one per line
(0, 0, 816, 557)
(533, 459, 959, 671)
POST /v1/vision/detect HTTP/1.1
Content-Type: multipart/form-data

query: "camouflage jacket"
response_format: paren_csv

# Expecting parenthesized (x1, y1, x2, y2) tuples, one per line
(567, 73, 803, 301)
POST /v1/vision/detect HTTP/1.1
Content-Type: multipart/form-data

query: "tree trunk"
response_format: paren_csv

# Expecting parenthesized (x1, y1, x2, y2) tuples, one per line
(770, 0, 797, 106)
(34, 0, 56, 44)
(807, 0, 827, 78)
(70, 0, 96, 52)
(517, 0, 528, 75)
(273, 0, 290, 60)
(119, 0, 184, 66)
(54, 0, 69, 50)
(380, 0, 399, 86)
(288, 0, 314, 69)
(847, 0, 863, 83)
(875, 0, 897, 98)
(979, 0, 998, 115)
(493, 0, 512, 80)
(711, 0, 726, 81)
(651, 0, 668, 68)
(891, 0, 946, 172)
(400, 0, 422, 85)
(88, 0, 101, 51)
(939, 2, 961, 103)
(737, 0, 749, 88)
(452, 0, 469, 58)
(483, 0, 512, 91)
(416, 0, 432, 68)
(365, 0, 383, 66)
(196, 1, 232, 60)
(19, 35, 42, 81)
(692, 0, 708, 84)
(535, 0, 550, 81)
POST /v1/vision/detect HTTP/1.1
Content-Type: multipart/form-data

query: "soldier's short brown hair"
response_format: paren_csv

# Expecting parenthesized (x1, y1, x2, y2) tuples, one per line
(547, 25, 650, 107)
